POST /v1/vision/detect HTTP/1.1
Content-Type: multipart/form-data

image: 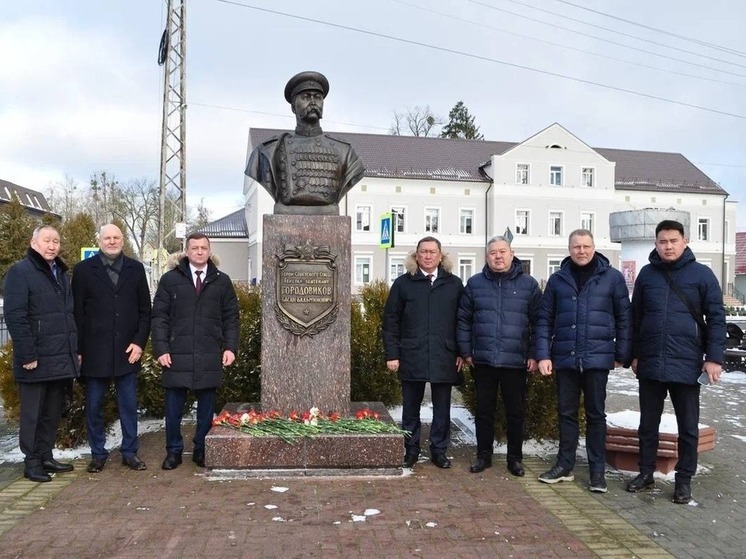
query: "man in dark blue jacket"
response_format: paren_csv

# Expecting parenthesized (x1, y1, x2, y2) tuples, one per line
(4, 225, 79, 482)
(626, 220, 725, 504)
(457, 236, 541, 477)
(536, 229, 631, 492)
(383, 236, 464, 469)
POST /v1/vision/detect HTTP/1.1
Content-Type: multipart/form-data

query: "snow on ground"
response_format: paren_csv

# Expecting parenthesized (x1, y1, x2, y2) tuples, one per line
(1, 370, 744, 464)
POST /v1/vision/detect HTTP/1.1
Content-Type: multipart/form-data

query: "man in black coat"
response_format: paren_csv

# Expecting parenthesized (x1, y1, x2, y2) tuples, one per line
(4, 225, 78, 482)
(73, 224, 151, 473)
(383, 236, 464, 469)
(151, 233, 239, 470)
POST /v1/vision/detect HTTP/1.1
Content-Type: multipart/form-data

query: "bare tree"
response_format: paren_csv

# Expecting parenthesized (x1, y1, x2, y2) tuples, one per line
(390, 105, 443, 137)
(89, 171, 117, 225)
(110, 178, 159, 259)
(46, 175, 80, 222)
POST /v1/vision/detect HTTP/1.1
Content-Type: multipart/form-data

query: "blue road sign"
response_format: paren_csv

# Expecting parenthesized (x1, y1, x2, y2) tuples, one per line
(380, 213, 393, 248)
(81, 247, 99, 260)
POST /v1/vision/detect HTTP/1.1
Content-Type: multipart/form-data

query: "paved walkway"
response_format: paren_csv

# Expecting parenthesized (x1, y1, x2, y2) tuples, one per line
(0, 370, 743, 558)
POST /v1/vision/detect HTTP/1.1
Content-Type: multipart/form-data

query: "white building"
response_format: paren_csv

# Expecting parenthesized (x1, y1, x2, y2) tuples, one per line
(239, 123, 736, 291)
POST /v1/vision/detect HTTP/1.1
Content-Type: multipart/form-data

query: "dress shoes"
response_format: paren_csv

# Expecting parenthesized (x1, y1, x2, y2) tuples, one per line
(192, 449, 205, 468)
(507, 461, 525, 477)
(161, 453, 183, 470)
(24, 468, 52, 483)
(122, 455, 147, 471)
(403, 453, 419, 468)
(469, 456, 492, 473)
(430, 454, 452, 469)
(626, 472, 655, 493)
(673, 481, 692, 504)
(87, 456, 108, 473)
(42, 458, 74, 473)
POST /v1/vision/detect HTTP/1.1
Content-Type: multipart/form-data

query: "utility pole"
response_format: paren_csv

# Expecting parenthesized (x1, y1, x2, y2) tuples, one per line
(157, 0, 187, 280)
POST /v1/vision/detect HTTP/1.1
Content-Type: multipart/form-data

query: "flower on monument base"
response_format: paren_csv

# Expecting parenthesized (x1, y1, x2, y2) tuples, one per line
(212, 406, 409, 444)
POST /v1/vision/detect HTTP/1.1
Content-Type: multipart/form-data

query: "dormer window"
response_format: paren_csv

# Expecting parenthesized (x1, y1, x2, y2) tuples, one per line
(547, 144, 565, 149)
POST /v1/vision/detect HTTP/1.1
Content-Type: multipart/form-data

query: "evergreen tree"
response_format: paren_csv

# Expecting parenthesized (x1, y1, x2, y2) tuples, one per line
(440, 101, 484, 140)
(60, 212, 97, 269)
(0, 195, 36, 283)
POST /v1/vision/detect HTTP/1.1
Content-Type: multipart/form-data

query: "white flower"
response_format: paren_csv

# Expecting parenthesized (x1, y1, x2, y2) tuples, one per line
(309, 407, 320, 418)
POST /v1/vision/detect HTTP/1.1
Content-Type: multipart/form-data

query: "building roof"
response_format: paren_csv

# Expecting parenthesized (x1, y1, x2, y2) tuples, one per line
(0, 179, 54, 215)
(248, 128, 725, 195)
(736, 232, 746, 275)
(194, 208, 247, 238)
(249, 128, 511, 183)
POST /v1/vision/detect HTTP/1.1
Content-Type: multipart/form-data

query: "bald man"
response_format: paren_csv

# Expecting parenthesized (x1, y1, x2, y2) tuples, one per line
(73, 224, 151, 473)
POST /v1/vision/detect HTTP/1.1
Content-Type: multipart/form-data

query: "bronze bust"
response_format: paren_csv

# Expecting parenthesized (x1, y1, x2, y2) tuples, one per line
(245, 71, 365, 215)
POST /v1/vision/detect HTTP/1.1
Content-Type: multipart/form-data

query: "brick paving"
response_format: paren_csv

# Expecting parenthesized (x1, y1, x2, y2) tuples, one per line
(0, 369, 743, 558)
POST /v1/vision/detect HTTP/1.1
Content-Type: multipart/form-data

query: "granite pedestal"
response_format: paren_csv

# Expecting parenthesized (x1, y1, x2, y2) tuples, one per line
(205, 214, 403, 473)
(205, 402, 403, 474)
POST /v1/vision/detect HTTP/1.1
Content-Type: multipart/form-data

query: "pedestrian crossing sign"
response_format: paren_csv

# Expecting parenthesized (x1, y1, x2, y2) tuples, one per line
(380, 212, 394, 248)
(81, 247, 99, 260)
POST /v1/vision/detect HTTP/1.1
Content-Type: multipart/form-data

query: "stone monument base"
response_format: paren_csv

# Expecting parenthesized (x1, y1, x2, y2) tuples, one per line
(606, 425, 716, 475)
(205, 402, 403, 475)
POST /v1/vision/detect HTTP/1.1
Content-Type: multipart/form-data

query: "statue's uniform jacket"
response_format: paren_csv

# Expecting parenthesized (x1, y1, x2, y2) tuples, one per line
(246, 132, 365, 207)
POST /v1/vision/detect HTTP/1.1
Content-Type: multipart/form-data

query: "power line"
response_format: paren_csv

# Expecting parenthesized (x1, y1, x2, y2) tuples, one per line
(395, 0, 746, 89)
(551, 0, 746, 59)
(502, 0, 746, 70)
(189, 101, 391, 131)
(213, 0, 746, 120)
(466, 0, 746, 79)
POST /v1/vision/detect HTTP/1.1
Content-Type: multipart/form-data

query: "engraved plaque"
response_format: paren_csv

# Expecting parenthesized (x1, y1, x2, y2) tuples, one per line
(275, 240, 338, 337)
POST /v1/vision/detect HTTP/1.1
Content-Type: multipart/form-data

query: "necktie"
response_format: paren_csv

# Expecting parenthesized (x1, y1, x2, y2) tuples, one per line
(427, 274, 434, 286)
(195, 270, 203, 296)
(51, 263, 59, 283)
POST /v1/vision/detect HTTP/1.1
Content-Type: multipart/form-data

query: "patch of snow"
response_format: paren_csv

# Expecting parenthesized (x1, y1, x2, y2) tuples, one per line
(351, 515, 366, 522)
(270, 486, 288, 493)
(364, 508, 380, 516)
(264, 504, 278, 510)
(425, 522, 437, 528)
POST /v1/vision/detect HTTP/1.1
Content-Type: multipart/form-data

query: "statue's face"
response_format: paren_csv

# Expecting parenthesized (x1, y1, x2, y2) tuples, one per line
(292, 89, 324, 124)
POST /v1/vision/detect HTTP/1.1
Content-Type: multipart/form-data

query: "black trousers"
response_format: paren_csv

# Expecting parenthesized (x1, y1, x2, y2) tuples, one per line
(637, 378, 700, 481)
(18, 379, 68, 469)
(401, 380, 452, 456)
(472, 365, 527, 463)
(555, 368, 609, 473)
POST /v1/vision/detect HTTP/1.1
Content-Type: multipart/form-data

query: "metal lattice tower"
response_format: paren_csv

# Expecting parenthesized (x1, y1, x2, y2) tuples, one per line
(157, 0, 187, 277)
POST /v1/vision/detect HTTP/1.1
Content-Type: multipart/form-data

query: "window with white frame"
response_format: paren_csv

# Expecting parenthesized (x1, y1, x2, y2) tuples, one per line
(459, 208, 474, 234)
(515, 210, 530, 235)
(549, 211, 563, 236)
(355, 205, 371, 232)
(698, 218, 710, 241)
(458, 258, 475, 284)
(581, 167, 594, 187)
(391, 207, 405, 233)
(354, 256, 372, 285)
(425, 207, 440, 233)
(548, 258, 562, 276)
(389, 257, 405, 283)
(580, 212, 595, 234)
(516, 163, 530, 185)
(519, 259, 532, 275)
(550, 166, 563, 186)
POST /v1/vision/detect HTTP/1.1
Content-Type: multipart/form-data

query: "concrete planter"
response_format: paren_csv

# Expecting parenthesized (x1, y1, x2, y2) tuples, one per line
(605, 418, 716, 474)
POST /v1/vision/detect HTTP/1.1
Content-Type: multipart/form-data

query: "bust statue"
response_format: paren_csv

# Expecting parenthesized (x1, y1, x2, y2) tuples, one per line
(245, 71, 365, 215)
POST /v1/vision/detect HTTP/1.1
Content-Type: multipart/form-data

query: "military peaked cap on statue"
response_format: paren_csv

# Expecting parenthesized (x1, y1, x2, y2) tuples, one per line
(284, 71, 330, 103)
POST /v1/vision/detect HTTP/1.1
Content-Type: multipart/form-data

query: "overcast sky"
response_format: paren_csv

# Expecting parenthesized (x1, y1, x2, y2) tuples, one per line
(2, 0, 744, 225)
